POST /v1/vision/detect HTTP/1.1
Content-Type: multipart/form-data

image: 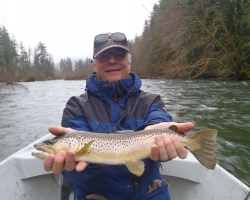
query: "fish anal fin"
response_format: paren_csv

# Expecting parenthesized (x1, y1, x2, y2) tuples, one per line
(76, 140, 94, 155)
(190, 129, 218, 170)
(125, 160, 145, 177)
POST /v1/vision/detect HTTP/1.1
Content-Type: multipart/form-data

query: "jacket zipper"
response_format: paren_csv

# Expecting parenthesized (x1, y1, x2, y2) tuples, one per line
(114, 93, 118, 102)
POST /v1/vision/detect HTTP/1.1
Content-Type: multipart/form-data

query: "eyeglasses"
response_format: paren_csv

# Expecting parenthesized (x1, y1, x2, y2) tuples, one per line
(94, 32, 127, 47)
(96, 48, 127, 62)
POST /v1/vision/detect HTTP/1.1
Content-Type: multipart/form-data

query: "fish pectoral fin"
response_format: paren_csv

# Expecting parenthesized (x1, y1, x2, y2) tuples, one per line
(76, 140, 94, 155)
(125, 159, 145, 177)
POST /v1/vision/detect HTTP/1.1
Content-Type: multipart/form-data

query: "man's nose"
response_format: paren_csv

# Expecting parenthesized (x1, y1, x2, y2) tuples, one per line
(108, 54, 116, 63)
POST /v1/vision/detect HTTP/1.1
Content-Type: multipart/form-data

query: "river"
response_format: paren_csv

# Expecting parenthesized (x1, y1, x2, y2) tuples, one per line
(0, 79, 249, 187)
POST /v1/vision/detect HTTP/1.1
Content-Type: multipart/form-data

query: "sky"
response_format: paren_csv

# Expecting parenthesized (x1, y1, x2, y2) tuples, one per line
(0, 0, 159, 63)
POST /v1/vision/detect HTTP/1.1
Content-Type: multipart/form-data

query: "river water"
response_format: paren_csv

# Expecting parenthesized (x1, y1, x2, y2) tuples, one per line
(0, 79, 249, 187)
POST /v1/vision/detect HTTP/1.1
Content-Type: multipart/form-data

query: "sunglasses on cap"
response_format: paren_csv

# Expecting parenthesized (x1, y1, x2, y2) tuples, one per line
(94, 32, 128, 47)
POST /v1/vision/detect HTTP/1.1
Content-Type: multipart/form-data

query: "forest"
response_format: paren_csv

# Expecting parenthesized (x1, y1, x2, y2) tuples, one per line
(131, 0, 250, 79)
(0, 23, 93, 84)
(0, 0, 250, 85)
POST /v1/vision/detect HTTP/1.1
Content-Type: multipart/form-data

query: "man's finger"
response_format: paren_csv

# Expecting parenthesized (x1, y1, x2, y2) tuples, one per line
(155, 134, 170, 161)
(44, 154, 55, 172)
(150, 145, 159, 161)
(48, 125, 75, 136)
(173, 122, 194, 133)
(162, 134, 177, 159)
(65, 150, 77, 171)
(144, 122, 194, 133)
(76, 161, 89, 172)
(171, 137, 188, 159)
(52, 151, 66, 174)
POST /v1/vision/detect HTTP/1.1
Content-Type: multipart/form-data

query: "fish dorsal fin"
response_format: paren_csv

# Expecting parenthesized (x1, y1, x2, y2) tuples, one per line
(76, 140, 94, 155)
(125, 159, 145, 177)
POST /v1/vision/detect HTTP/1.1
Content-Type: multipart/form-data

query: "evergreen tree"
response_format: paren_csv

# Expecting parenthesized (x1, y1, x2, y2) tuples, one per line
(18, 41, 29, 76)
(132, 0, 250, 79)
(1, 26, 18, 75)
(36, 42, 48, 73)
(84, 57, 91, 66)
(0, 27, 4, 68)
(60, 57, 72, 72)
(65, 57, 72, 72)
(0, 26, 56, 80)
(75, 59, 84, 69)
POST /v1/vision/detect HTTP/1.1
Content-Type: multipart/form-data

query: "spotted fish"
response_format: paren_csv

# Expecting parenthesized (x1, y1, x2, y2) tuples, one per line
(32, 127, 217, 176)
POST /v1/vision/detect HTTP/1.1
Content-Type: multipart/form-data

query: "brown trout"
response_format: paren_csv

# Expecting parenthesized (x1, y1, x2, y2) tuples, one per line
(32, 128, 217, 176)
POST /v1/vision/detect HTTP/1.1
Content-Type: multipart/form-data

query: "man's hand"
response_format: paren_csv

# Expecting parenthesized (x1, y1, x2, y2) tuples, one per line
(43, 125, 88, 174)
(145, 122, 194, 161)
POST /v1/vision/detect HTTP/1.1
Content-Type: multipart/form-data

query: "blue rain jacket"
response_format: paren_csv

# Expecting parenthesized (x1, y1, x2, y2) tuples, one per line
(61, 73, 172, 200)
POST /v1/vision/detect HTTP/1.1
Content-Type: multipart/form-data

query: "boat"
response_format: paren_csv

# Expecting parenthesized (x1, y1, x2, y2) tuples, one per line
(0, 133, 249, 200)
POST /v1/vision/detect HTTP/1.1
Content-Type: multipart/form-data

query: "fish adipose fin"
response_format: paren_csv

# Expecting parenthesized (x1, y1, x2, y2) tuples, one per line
(189, 129, 217, 170)
(76, 141, 94, 155)
(125, 159, 145, 177)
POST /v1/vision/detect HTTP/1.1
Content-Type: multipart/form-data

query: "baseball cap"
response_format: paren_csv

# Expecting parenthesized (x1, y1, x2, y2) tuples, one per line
(93, 32, 130, 58)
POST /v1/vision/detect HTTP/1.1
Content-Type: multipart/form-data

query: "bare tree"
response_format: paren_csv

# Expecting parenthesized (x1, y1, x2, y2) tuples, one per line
(0, 66, 27, 91)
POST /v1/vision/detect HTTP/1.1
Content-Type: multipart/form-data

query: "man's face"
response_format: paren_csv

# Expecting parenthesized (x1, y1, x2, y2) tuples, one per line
(94, 48, 130, 83)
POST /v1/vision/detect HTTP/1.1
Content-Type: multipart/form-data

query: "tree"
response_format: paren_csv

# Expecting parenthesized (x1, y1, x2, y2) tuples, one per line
(65, 57, 72, 72)
(60, 57, 72, 72)
(75, 59, 84, 69)
(34, 42, 55, 78)
(44, 55, 55, 78)
(84, 57, 92, 66)
(176, 0, 250, 79)
(0, 26, 55, 81)
(0, 26, 18, 77)
(18, 41, 29, 76)
(36, 42, 48, 73)
(0, 27, 4, 67)
(131, 0, 250, 79)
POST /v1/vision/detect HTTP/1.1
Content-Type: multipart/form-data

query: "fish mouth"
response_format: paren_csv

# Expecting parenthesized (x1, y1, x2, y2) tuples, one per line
(31, 151, 49, 159)
(34, 143, 56, 154)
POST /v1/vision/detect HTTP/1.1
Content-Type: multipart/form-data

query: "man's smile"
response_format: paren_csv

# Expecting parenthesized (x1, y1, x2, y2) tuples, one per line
(105, 68, 122, 72)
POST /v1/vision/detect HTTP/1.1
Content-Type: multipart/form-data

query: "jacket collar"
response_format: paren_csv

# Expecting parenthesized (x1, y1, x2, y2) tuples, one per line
(85, 72, 141, 101)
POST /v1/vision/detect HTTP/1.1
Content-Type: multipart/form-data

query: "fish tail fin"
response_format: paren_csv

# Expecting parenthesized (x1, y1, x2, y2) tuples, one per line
(189, 129, 217, 170)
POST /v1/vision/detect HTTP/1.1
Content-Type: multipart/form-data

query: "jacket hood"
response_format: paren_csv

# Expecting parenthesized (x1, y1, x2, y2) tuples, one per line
(85, 72, 142, 101)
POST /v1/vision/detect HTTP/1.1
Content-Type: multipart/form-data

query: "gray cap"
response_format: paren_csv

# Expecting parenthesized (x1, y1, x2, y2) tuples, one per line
(93, 32, 130, 58)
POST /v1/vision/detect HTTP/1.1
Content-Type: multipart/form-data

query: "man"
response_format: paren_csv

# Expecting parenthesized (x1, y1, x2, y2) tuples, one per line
(44, 32, 194, 200)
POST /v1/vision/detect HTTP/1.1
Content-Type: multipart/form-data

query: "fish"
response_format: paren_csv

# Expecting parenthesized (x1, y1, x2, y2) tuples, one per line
(32, 126, 217, 176)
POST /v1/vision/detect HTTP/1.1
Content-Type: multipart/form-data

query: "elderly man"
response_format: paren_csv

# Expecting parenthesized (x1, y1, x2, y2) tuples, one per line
(44, 32, 194, 200)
